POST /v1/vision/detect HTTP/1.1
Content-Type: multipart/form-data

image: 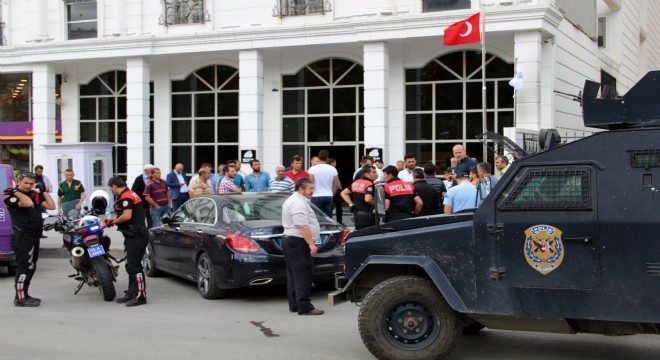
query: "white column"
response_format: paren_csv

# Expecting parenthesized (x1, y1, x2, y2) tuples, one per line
(513, 31, 543, 130)
(114, 0, 127, 36)
(262, 52, 282, 173)
(32, 63, 57, 168)
(60, 70, 79, 144)
(387, 42, 405, 165)
(34, 0, 48, 41)
(152, 62, 171, 172)
(239, 50, 264, 163)
(126, 57, 151, 181)
(363, 42, 390, 159)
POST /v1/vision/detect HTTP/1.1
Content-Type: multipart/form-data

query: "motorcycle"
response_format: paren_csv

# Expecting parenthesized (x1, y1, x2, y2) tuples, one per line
(43, 192, 121, 301)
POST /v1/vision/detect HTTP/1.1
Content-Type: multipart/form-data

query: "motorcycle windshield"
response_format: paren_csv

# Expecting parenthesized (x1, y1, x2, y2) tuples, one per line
(60, 200, 84, 219)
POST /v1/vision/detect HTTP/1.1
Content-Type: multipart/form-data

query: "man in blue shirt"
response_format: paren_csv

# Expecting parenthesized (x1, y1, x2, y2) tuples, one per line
(444, 171, 479, 213)
(245, 160, 271, 192)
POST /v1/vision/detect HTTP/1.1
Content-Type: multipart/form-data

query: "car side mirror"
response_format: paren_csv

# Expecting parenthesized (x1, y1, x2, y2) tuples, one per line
(161, 212, 173, 225)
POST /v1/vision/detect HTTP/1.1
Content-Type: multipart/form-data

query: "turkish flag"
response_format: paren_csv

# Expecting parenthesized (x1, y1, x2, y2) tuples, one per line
(443, 13, 481, 46)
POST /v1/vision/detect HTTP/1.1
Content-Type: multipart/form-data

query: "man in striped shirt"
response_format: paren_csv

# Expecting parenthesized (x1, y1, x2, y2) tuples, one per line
(269, 166, 295, 192)
(143, 168, 171, 227)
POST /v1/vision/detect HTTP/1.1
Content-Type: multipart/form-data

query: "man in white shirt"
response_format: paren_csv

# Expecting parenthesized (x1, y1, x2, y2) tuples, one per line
(281, 178, 324, 316)
(398, 153, 423, 184)
(307, 150, 339, 218)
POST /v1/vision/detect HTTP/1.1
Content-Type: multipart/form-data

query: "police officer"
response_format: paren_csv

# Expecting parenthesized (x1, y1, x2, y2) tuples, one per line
(105, 177, 148, 307)
(381, 165, 423, 222)
(3, 172, 55, 307)
(341, 165, 377, 229)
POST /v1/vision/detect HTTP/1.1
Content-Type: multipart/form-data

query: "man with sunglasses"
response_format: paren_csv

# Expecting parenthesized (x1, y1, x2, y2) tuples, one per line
(3, 172, 55, 307)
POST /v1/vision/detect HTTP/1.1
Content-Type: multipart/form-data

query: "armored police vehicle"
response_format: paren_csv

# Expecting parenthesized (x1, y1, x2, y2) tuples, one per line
(329, 71, 660, 360)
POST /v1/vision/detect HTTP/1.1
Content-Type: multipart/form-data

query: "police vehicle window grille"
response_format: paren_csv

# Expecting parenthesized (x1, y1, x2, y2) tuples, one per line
(504, 169, 590, 210)
(629, 149, 660, 168)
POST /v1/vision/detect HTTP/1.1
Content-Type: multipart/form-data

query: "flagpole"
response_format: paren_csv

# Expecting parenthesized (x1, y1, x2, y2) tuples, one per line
(480, 3, 488, 160)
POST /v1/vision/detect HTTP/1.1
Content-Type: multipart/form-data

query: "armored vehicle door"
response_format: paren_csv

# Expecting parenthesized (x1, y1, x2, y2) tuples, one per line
(491, 164, 601, 289)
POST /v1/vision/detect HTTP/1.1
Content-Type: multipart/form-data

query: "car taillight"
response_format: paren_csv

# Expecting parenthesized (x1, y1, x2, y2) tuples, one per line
(77, 228, 88, 235)
(225, 234, 259, 253)
(340, 228, 350, 245)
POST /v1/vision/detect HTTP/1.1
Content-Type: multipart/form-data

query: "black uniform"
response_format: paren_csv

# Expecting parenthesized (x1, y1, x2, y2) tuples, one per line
(114, 188, 149, 302)
(131, 174, 152, 228)
(4, 189, 44, 302)
(349, 178, 375, 229)
(383, 178, 416, 222)
(414, 180, 441, 216)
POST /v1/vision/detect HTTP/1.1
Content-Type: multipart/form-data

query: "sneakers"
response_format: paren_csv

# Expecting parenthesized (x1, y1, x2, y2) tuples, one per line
(125, 296, 147, 307)
(300, 308, 324, 316)
(14, 297, 40, 307)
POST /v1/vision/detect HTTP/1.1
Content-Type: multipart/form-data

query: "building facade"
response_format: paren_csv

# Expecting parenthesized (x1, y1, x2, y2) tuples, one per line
(0, 0, 658, 185)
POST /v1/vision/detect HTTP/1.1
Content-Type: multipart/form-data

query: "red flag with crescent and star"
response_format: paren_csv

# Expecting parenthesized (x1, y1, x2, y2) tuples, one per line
(443, 13, 481, 46)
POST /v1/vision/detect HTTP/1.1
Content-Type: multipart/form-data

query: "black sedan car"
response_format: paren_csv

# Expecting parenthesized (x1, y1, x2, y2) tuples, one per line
(143, 193, 348, 299)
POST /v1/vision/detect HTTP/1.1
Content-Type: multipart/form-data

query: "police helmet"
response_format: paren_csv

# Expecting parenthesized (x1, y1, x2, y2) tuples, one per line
(79, 215, 101, 228)
(89, 190, 111, 214)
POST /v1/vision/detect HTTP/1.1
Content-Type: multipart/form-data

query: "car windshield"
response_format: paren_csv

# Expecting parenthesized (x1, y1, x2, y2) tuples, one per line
(224, 195, 330, 223)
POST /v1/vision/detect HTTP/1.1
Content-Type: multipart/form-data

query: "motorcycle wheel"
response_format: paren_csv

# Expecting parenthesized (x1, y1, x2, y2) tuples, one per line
(91, 256, 116, 301)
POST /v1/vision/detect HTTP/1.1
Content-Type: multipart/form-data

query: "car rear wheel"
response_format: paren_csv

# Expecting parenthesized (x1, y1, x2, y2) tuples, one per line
(143, 245, 163, 277)
(358, 276, 462, 360)
(196, 253, 228, 299)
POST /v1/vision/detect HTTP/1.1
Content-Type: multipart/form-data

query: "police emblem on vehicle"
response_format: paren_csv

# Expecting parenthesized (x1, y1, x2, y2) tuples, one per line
(524, 225, 564, 275)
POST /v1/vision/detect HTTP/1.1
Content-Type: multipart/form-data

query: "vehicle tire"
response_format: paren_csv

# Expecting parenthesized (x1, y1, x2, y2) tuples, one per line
(358, 276, 462, 360)
(143, 244, 163, 277)
(196, 253, 228, 299)
(91, 256, 116, 301)
(462, 321, 485, 334)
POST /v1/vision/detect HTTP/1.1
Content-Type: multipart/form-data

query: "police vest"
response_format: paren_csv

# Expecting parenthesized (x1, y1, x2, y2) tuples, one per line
(4, 190, 43, 230)
(351, 178, 374, 212)
(114, 189, 145, 227)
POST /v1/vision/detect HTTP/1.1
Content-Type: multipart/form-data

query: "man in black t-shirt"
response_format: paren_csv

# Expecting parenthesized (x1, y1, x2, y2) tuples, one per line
(413, 168, 441, 216)
(4, 172, 55, 307)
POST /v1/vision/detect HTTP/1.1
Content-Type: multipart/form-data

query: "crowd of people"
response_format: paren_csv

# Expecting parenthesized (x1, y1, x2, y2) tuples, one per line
(122, 144, 511, 231)
(5, 147, 509, 310)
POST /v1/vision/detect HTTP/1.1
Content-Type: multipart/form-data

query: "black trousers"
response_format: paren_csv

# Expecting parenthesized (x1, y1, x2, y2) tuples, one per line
(333, 189, 343, 223)
(122, 227, 149, 297)
(13, 230, 41, 299)
(354, 211, 375, 230)
(282, 236, 314, 314)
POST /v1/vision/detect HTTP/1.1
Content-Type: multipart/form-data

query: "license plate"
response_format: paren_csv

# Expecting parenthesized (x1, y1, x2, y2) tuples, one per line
(87, 245, 105, 258)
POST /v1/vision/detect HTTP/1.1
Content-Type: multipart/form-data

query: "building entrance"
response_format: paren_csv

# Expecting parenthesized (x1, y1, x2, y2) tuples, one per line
(308, 145, 355, 191)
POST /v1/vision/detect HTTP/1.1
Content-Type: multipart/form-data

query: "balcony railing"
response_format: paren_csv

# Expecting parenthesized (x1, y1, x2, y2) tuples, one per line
(273, 0, 331, 17)
(160, 0, 210, 26)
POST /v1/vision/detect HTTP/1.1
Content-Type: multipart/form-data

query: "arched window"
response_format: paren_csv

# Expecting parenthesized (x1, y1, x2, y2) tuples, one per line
(281, 58, 364, 166)
(79, 71, 153, 178)
(405, 50, 514, 167)
(171, 65, 239, 172)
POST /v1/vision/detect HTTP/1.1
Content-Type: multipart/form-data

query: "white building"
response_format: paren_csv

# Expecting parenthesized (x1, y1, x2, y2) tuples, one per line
(0, 0, 658, 187)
